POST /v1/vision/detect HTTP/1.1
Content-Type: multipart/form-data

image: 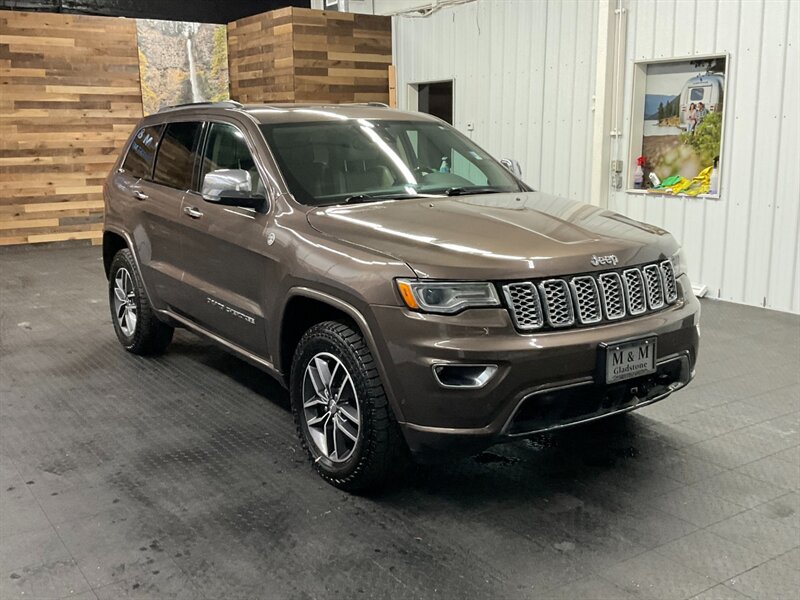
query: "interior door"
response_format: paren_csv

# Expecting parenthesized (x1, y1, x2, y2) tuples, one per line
(177, 121, 273, 356)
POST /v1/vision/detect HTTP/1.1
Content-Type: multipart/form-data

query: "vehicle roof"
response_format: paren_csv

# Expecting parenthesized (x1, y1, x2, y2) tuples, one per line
(148, 101, 440, 125)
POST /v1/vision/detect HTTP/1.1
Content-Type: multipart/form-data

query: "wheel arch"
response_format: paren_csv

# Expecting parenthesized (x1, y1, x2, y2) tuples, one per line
(102, 228, 159, 314)
(103, 230, 128, 278)
(278, 287, 404, 422)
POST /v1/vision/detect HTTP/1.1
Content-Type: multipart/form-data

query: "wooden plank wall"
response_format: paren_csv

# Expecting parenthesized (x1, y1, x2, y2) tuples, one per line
(0, 11, 143, 246)
(227, 7, 295, 103)
(228, 7, 391, 105)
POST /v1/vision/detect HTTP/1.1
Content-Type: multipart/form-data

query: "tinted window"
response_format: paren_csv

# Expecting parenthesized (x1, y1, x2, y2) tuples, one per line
(153, 122, 203, 190)
(690, 87, 705, 101)
(200, 123, 264, 195)
(121, 124, 163, 179)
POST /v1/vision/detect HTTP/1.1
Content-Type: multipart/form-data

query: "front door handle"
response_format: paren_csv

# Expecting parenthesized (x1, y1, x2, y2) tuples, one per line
(183, 206, 204, 219)
(132, 191, 148, 201)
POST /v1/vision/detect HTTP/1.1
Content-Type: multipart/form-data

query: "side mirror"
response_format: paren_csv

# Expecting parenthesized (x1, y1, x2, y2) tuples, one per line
(500, 158, 523, 178)
(202, 169, 265, 210)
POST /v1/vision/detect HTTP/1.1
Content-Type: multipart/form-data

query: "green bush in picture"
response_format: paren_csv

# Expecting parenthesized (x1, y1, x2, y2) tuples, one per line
(681, 111, 722, 167)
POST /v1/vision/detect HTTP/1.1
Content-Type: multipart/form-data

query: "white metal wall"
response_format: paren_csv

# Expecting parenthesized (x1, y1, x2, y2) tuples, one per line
(393, 0, 599, 202)
(393, 0, 800, 313)
(609, 0, 800, 312)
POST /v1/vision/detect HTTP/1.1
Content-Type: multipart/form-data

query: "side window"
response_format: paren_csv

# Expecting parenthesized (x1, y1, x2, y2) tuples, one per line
(153, 121, 203, 190)
(121, 124, 163, 179)
(200, 122, 264, 196)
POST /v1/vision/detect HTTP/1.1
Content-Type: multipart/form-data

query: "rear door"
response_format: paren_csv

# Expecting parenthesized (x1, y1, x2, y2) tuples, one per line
(116, 123, 184, 309)
(176, 120, 273, 356)
(142, 120, 205, 310)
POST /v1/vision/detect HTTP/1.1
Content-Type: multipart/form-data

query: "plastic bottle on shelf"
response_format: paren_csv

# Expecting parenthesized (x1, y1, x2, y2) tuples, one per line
(634, 165, 644, 189)
(709, 156, 719, 195)
(634, 156, 646, 189)
(648, 172, 661, 188)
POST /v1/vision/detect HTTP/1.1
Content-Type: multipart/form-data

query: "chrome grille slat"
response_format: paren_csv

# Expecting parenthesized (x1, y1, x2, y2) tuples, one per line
(642, 264, 665, 309)
(623, 269, 647, 315)
(660, 259, 678, 303)
(501, 282, 543, 330)
(503, 260, 679, 331)
(597, 272, 626, 320)
(569, 276, 602, 324)
(539, 279, 575, 327)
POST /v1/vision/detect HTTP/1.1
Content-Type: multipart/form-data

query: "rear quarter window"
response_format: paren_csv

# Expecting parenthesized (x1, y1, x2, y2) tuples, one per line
(121, 124, 163, 179)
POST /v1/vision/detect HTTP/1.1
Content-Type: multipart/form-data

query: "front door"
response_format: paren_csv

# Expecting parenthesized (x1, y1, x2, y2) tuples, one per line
(177, 121, 273, 357)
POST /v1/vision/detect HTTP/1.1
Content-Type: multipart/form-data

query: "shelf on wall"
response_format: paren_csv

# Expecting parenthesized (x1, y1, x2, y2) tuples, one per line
(624, 189, 720, 200)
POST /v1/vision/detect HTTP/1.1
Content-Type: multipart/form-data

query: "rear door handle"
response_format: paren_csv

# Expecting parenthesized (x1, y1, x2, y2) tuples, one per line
(132, 191, 148, 201)
(183, 206, 204, 219)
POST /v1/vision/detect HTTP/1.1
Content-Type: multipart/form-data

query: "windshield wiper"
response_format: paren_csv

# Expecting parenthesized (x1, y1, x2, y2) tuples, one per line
(444, 186, 508, 196)
(340, 192, 425, 205)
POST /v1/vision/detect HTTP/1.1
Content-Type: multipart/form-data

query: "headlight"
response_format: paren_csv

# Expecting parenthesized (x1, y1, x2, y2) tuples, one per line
(396, 279, 500, 314)
(671, 249, 688, 277)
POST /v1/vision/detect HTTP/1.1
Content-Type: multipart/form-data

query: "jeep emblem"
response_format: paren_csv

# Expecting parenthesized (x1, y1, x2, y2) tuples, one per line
(591, 254, 619, 267)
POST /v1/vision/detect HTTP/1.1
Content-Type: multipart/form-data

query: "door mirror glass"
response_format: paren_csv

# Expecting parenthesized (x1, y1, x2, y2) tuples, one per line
(202, 169, 264, 209)
(500, 158, 523, 178)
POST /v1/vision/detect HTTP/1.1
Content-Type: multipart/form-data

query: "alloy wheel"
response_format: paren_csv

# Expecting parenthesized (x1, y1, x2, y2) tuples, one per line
(302, 352, 361, 462)
(113, 267, 138, 337)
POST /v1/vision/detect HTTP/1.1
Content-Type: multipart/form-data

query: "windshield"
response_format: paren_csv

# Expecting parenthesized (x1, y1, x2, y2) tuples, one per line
(259, 119, 523, 206)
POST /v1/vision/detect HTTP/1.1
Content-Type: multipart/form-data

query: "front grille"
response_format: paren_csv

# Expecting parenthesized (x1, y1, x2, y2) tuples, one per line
(539, 279, 575, 327)
(642, 264, 665, 309)
(569, 276, 602, 324)
(597, 272, 625, 320)
(623, 268, 647, 315)
(502, 260, 678, 331)
(660, 260, 678, 303)
(502, 282, 543, 330)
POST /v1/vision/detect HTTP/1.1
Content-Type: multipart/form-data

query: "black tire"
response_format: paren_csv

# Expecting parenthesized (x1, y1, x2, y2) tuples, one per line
(290, 320, 407, 492)
(108, 248, 173, 355)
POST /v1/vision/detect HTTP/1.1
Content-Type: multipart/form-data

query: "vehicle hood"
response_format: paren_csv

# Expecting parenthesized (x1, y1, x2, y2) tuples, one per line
(306, 192, 679, 280)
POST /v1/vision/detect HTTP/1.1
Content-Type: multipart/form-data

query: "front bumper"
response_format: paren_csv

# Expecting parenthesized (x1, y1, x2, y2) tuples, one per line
(370, 275, 700, 458)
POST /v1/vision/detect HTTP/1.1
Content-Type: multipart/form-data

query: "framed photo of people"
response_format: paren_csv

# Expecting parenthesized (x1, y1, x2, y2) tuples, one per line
(627, 54, 728, 198)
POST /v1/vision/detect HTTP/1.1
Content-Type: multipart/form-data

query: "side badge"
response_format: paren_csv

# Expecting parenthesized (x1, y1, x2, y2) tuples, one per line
(267, 232, 276, 246)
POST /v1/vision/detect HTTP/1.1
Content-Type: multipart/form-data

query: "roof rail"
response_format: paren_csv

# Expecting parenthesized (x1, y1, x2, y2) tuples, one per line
(157, 100, 244, 113)
(333, 102, 391, 108)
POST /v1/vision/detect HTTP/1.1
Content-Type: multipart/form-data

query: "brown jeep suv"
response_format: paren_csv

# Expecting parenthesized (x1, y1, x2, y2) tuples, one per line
(103, 101, 700, 491)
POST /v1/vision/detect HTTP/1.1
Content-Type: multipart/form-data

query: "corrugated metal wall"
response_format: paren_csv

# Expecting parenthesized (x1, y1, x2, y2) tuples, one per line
(394, 0, 599, 202)
(393, 0, 800, 314)
(610, 0, 799, 313)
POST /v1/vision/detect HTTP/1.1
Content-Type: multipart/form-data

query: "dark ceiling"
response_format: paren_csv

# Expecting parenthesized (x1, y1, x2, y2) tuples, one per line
(0, 0, 309, 23)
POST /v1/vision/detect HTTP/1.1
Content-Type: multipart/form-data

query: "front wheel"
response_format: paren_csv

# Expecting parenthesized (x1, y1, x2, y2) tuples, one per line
(108, 248, 173, 355)
(290, 320, 406, 492)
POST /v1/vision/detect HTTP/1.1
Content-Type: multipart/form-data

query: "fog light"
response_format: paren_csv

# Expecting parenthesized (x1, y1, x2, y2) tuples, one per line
(432, 364, 497, 389)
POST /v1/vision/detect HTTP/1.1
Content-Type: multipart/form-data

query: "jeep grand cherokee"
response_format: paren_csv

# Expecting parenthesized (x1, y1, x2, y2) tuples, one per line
(103, 102, 700, 491)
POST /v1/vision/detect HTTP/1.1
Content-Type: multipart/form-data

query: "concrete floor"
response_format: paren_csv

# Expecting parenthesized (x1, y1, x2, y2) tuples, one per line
(0, 244, 798, 600)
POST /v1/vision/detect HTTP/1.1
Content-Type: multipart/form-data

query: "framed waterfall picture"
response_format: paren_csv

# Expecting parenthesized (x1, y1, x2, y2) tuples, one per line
(627, 54, 728, 199)
(136, 19, 230, 115)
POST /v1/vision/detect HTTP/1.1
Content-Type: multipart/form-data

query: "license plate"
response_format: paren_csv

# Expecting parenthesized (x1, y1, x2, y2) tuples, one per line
(603, 337, 657, 384)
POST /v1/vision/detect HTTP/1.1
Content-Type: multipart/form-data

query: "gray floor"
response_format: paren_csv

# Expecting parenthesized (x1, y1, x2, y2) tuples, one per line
(0, 244, 798, 600)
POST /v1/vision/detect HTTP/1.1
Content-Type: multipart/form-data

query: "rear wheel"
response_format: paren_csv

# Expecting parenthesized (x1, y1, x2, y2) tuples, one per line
(108, 249, 173, 355)
(290, 320, 406, 492)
